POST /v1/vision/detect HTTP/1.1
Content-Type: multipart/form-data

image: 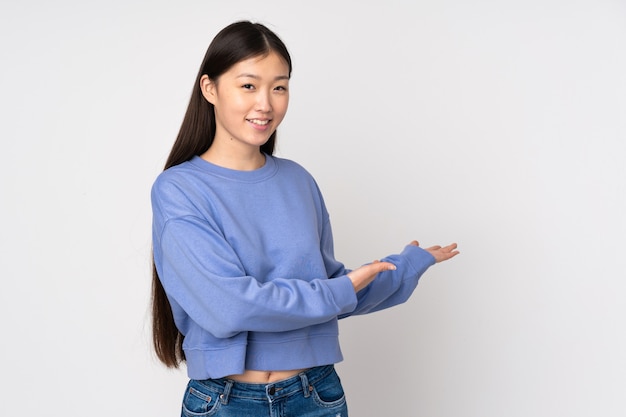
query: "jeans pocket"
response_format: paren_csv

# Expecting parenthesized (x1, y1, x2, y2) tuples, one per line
(181, 380, 222, 417)
(311, 369, 347, 409)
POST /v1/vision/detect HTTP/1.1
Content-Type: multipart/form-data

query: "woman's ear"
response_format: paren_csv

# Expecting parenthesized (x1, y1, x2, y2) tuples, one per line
(200, 75, 216, 104)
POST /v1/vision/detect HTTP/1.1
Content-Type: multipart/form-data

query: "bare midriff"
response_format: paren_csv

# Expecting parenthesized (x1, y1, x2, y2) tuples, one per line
(226, 368, 309, 384)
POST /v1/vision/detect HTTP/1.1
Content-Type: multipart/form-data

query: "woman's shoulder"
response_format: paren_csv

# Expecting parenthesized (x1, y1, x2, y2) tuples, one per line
(152, 160, 195, 188)
(271, 155, 315, 179)
(150, 159, 210, 207)
(271, 156, 325, 200)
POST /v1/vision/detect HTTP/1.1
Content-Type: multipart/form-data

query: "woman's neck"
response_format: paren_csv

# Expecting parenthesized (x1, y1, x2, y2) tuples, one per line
(200, 144, 266, 171)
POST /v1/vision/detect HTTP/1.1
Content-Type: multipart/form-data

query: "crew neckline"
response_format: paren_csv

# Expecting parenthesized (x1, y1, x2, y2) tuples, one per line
(188, 153, 278, 183)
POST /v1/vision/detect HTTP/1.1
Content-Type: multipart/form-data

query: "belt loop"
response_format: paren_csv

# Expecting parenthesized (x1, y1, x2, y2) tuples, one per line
(220, 380, 234, 405)
(300, 371, 311, 398)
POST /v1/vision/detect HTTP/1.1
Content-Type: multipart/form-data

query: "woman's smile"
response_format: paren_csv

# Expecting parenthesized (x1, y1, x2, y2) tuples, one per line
(247, 118, 272, 130)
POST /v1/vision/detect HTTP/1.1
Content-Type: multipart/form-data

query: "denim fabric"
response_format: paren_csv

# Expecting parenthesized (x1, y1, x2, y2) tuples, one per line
(181, 365, 348, 417)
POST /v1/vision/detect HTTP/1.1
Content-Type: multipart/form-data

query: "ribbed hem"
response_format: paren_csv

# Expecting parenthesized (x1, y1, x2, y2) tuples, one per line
(184, 332, 344, 380)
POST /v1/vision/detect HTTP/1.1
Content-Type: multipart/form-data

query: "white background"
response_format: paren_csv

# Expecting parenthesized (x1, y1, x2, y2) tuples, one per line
(1, 1, 625, 416)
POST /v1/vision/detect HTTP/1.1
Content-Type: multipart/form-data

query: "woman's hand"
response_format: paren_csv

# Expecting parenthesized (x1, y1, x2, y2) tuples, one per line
(347, 241, 459, 293)
(347, 260, 396, 293)
(409, 240, 459, 263)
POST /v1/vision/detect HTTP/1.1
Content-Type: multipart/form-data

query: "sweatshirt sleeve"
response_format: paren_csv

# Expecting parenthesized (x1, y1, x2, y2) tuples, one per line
(155, 215, 358, 339)
(339, 244, 436, 318)
(317, 208, 436, 318)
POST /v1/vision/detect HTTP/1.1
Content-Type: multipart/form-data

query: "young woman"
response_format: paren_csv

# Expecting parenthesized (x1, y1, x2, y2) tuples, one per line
(151, 21, 459, 417)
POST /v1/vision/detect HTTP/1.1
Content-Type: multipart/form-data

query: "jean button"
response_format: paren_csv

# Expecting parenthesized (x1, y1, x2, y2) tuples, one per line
(268, 386, 276, 395)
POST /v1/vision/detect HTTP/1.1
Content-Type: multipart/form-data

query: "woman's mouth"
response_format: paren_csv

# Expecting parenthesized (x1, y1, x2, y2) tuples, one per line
(247, 119, 270, 126)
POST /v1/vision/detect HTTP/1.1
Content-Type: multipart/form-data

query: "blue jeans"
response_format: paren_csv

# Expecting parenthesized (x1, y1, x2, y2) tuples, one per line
(181, 365, 348, 417)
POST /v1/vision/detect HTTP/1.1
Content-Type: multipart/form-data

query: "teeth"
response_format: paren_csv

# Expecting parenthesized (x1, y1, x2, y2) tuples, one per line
(249, 119, 269, 125)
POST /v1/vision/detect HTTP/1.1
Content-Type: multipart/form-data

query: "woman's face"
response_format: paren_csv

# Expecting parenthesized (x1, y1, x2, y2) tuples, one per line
(201, 51, 290, 153)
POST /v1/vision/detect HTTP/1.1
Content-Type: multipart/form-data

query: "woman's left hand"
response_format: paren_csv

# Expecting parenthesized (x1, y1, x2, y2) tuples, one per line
(409, 240, 459, 263)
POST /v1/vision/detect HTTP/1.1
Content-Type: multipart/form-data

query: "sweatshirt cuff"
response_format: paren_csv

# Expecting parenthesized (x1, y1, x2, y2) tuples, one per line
(325, 275, 358, 316)
(401, 245, 436, 276)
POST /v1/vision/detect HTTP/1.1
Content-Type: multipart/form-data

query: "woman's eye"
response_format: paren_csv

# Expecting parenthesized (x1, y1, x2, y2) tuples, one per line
(274, 86, 287, 92)
(242, 84, 254, 90)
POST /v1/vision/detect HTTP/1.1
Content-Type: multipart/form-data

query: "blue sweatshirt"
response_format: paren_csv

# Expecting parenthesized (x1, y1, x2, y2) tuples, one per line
(151, 154, 436, 379)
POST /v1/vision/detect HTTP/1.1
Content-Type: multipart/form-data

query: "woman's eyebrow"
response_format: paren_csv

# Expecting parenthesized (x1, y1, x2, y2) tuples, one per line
(236, 73, 290, 81)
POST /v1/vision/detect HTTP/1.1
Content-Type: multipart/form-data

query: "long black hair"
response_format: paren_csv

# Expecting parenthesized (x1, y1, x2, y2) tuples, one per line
(151, 21, 292, 367)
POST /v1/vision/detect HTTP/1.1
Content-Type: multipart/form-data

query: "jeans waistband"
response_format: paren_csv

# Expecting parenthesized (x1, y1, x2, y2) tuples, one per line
(196, 365, 335, 403)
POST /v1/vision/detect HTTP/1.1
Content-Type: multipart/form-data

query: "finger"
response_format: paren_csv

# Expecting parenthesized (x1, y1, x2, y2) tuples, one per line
(369, 261, 396, 272)
(443, 243, 458, 251)
(409, 240, 419, 246)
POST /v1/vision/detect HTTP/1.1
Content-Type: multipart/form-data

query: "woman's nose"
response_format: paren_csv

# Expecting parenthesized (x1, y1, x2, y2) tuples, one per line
(255, 92, 272, 112)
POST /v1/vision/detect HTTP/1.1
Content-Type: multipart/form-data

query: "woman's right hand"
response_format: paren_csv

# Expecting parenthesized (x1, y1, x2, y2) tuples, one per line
(347, 240, 459, 293)
(347, 260, 396, 293)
